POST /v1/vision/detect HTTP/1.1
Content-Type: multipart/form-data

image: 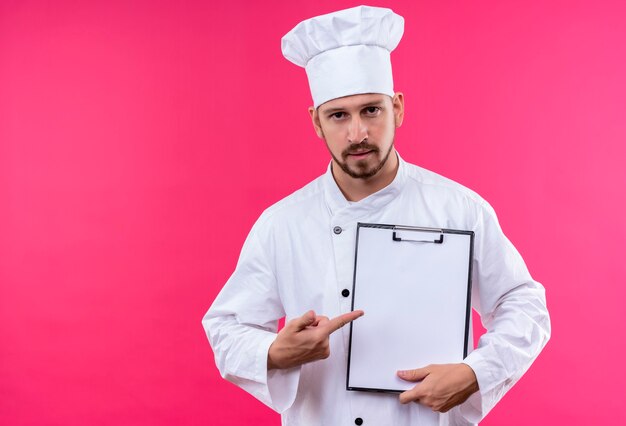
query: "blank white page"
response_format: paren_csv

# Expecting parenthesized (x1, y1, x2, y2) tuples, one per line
(347, 224, 473, 392)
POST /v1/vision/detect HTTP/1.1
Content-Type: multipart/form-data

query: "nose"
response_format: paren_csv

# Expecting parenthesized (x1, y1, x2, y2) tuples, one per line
(347, 115, 367, 144)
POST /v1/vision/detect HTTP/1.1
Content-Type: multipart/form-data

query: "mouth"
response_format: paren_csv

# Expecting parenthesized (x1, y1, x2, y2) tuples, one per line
(346, 150, 374, 159)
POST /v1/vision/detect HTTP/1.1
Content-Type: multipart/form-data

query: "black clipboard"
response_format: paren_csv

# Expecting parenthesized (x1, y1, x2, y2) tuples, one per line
(346, 223, 474, 393)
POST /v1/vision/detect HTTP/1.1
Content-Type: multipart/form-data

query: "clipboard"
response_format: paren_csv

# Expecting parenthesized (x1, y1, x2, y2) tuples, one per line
(346, 223, 474, 393)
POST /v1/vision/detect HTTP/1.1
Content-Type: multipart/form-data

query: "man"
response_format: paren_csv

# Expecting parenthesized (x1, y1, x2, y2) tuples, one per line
(203, 6, 550, 425)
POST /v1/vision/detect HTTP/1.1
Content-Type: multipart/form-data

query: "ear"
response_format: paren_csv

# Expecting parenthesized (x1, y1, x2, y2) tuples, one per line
(309, 106, 325, 139)
(392, 92, 405, 128)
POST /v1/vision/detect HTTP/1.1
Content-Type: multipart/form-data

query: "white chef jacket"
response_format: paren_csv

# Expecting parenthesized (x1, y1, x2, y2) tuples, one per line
(203, 155, 550, 425)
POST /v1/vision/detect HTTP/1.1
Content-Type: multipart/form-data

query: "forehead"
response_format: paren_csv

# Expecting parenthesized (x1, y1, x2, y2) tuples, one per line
(318, 93, 390, 113)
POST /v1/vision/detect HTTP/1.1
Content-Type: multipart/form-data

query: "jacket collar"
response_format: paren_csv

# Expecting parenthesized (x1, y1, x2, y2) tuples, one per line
(323, 152, 407, 221)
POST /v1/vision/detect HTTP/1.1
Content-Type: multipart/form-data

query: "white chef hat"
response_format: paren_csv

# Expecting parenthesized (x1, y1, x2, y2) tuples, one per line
(281, 5, 404, 108)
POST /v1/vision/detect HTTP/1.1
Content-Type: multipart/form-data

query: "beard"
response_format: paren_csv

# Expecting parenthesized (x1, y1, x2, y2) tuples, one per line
(329, 139, 395, 179)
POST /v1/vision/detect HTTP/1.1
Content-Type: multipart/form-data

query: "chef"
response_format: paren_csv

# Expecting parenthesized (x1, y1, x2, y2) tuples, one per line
(203, 5, 550, 425)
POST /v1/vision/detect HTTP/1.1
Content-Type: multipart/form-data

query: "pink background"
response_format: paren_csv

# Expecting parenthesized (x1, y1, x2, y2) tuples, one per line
(1, 1, 625, 424)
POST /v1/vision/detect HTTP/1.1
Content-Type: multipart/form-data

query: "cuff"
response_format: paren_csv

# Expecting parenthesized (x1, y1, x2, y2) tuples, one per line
(459, 351, 491, 423)
(257, 332, 301, 413)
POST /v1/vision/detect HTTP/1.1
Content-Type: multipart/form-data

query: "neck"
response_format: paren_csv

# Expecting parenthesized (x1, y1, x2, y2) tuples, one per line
(332, 150, 399, 202)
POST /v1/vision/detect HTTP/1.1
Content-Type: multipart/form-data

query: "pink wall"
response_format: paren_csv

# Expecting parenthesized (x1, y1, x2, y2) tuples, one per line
(1, 1, 625, 424)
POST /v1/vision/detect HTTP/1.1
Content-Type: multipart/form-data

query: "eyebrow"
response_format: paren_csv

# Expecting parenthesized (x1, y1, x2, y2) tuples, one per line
(321, 100, 386, 115)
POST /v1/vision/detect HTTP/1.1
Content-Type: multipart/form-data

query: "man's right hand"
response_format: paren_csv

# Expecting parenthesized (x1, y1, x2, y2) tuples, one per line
(267, 309, 364, 370)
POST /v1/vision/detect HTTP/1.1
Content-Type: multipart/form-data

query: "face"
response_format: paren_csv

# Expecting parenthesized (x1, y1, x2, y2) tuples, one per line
(310, 93, 404, 180)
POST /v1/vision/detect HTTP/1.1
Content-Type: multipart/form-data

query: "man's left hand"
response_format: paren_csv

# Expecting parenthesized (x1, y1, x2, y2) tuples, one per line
(397, 363, 479, 412)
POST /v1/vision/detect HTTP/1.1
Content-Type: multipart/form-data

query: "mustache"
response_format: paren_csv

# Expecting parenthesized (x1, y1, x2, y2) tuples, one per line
(342, 142, 379, 157)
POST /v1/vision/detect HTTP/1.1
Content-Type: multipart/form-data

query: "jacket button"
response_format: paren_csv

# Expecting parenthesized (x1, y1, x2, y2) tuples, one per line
(333, 226, 342, 235)
(341, 289, 350, 297)
(355, 418, 363, 425)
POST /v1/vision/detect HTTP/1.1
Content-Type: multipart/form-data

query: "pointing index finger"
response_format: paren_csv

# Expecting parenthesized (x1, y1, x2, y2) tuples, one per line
(324, 310, 364, 334)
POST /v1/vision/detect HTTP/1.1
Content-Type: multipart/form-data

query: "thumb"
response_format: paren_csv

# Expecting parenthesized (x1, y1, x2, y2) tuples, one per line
(291, 310, 316, 331)
(397, 366, 430, 382)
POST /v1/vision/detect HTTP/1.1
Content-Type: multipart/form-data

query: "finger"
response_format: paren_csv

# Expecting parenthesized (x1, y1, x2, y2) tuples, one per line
(290, 310, 317, 331)
(323, 310, 364, 334)
(308, 315, 328, 328)
(397, 366, 430, 382)
(399, 386, 423, 404)
(306, 315, 328, 328)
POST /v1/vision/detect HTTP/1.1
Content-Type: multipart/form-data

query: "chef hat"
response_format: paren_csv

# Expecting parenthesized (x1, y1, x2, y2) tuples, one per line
(281, 5, 404, 108)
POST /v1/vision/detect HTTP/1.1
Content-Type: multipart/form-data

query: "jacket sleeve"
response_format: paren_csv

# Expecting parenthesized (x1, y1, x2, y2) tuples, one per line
(202, 222, 300, 412)
(458, 200, 551, 423)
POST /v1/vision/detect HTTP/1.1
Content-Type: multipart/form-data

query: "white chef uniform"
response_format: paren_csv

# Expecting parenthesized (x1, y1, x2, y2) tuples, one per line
(203, 155, 551, 425)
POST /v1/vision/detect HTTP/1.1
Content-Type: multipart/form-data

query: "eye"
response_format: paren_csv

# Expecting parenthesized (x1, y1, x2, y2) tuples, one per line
(363, 106, 381, 116)
(329, 112, 347, 120)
